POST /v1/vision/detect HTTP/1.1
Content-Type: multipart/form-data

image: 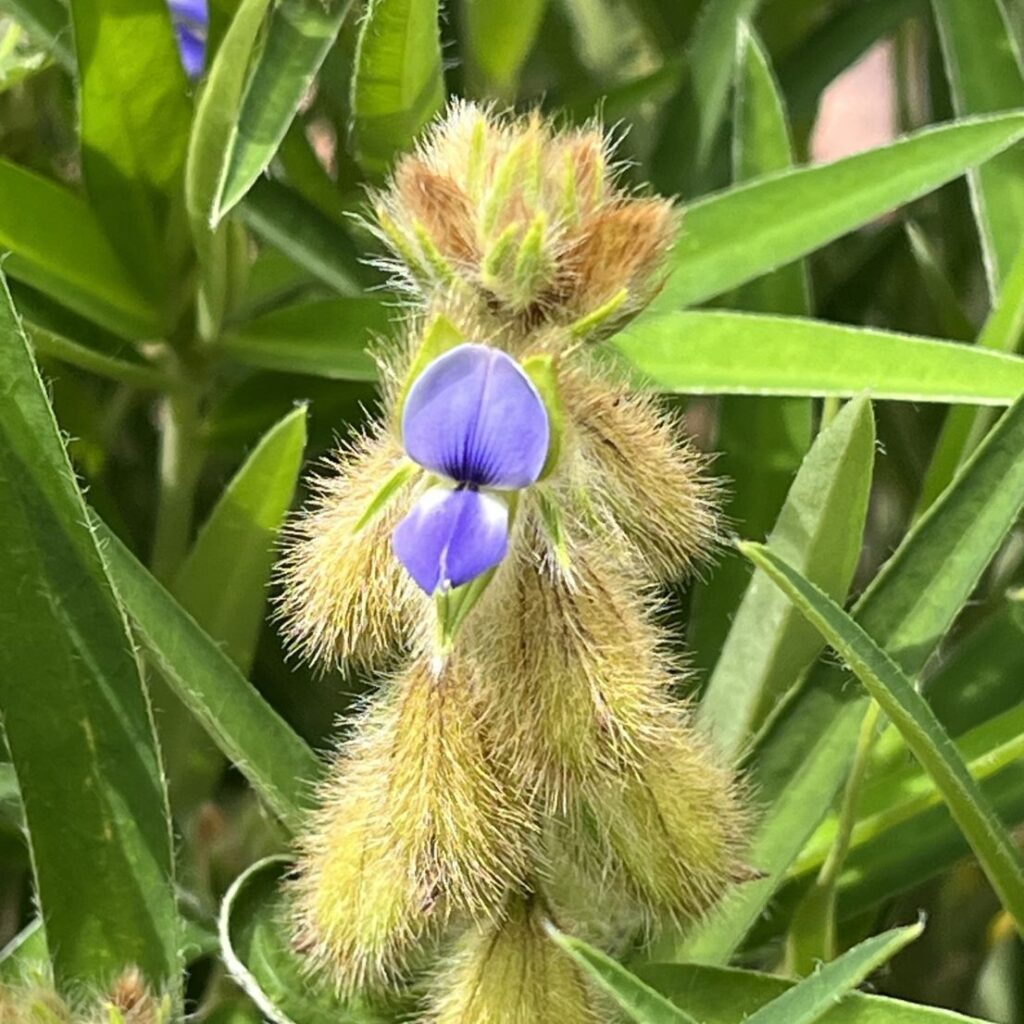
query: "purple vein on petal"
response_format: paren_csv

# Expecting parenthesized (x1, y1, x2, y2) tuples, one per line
(402, 343, 550, 489)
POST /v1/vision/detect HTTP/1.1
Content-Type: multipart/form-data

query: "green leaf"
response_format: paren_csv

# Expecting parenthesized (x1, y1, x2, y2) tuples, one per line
(97, 522, 320, 834)
(69, 0, 192, 305)
(0, 273, 180, 989)
(220, 856, 387, 1024)
(699, 397, 874, 760)
(547, 928, 699, 1024)
(743, 540, 1024, 935)
(932, 0, 1024, 295)
(647, 112, 1024, 315)
(240, 179, 370, 297)
(176, 405, 307, 672)
(794, 702, 1024, 882)
(220, 298, 388, 380)
(679, 389, 1024, 963)
(743, 924, 924, 1024)
(213, 0, 356, 223)
(462, 0, 547, 98)
(29, 324, 172, 390)
(730, 24, 811, 316)
(689, 25, 813, 672)
(689, 0, 764, 168)
(0, 159, 160, 338)
(640, 961, 995, 1024)
(350, 0, 445, 175)
(614, 311, 1024, 403)
(187, 0, 274, 337)
(918, 240, 1024, 513)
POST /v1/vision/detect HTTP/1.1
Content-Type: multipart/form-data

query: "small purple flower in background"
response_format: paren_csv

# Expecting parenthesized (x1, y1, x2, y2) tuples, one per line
(393, 343, 550, 594)
(168, 0, 207, 78)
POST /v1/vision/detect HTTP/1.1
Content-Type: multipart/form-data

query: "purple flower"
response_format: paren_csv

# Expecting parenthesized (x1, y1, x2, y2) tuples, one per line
(168, 0, 207, 78)
(393, 344, 550, 594)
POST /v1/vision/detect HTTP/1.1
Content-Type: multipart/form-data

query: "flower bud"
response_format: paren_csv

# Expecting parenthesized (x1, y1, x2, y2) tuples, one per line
(424, 898, 604, 1024)
(276, 429, 420, 670)
(465, 538, 676, 812)
(570, 725, 749, 924)
(561, 369, 720, 580)
(291, 655, 534, 994)
(371, 102, 677, 335)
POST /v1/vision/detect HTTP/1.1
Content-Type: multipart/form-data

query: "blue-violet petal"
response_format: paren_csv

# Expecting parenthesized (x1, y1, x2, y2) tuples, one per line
(393, 487, 509, 594)
(402, 343, 549, 489)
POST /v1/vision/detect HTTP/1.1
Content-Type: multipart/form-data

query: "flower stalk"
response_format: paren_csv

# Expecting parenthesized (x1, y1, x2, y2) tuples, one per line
(277, 102, 750, 1020)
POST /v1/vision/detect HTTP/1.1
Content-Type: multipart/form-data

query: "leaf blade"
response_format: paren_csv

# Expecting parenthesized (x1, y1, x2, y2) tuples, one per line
(214, 0, 356, 221)
(743, 540, 1024, 934)
(350, 0, 445, 175)
(0, 273, 180, 988)
(743, 924, 923, 1024)
(97, 522, 320, 834)
(648, 113, 1024, 314)
(679, 389, 1024, 962)
(931, 0, 1024, 294)
(548, 928, 700, 1024)
(614, 311, 1024, 404)
(699, 397, 874, 759)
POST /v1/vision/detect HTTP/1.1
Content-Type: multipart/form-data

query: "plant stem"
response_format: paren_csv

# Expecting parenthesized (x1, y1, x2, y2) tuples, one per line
(818, 700, 883, 891)
(786, 700, 881, 972)
(30, 326, 173, 390)
(151, 386, 204, 583)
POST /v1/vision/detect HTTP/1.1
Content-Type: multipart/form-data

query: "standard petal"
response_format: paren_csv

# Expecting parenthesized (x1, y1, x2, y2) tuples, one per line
(393, 487, 509, 594)
(402, 343, 549, 489)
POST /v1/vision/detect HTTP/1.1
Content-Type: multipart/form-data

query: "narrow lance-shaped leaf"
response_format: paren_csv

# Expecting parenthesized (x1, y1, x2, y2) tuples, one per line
(219, 297, 388, 380)
(639, 960, 995, 1024)
(176, 405, 308, 672)
(743, 541, 1024, 935)
(350, 0, 445, 175)
(213, 0, 357, 223)
(699, 397, 873, 760)
(794, 703, 1024, 880)
(97, 521, 320, 834)
(614, 311, 1024, 404)
(678, 388, 1024, 963)
(690, 24, 813, 673)
(931, 0, 1024, 296)
(154, 407, 309, 811)
(740, 923, 923, 1024)
(689, 0, 765, 169)
(0, 272, 181, 988)
(646, 112, 1024, 315)
(187, 0, 273, 337)
(68, 0, 193, 306)
(547, 927, 700, 1024)
(0, 159, 161, 338)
